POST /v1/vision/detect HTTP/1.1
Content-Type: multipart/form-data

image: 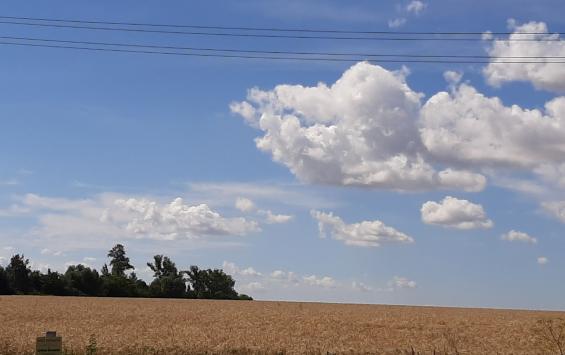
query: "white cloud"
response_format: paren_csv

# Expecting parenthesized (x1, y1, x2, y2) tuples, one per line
(83, 257, 97, 262)
(240, 281, 265, 292)
(501, 230, 538, 244)
(303, 275, 337, 288)
(311, 210, 414, 247)
(390, 276, 417, 289)
(537, 256, 549, 265)
(112, 197, 260, 240)
(352, 281, 373, 292)
(222, 261, 262, 277)
(484, 20, 565, 93)
(406, 0, 426, 14)
(40, 248, 63, 256)
(541, 201, 565, 223)
(8, 193, 259, 250)
(388, 18, 406, 29)
(233, 61, 565, 199)
(420, 84, 565, 169)
(421, 196, 493, 230)
(232, 62, 485, 192)
(259, 209, 293, 224)
(235, 197, 255, 213)
(270, 270, 286, 279)
(269, 270, 300, 285)
(443, 71, 463, 85)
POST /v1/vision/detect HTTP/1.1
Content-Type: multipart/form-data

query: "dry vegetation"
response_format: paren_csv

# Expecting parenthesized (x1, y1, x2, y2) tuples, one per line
(0, 295, 564, 354)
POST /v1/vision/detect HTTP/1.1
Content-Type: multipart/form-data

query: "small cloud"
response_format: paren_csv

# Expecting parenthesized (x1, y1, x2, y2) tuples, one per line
(269, 270, 299, 285)
(83, 257, 97, 262)
(388, 17, 406, 29)
(421, 196, 493, 230)
(235, 197, 255, 213)
(406, 0, 426, 14)
(241, 281, 265, 292)
(259, 210, 293, 224)
(537, 256, 548, 265)
(303, 275, 337, 288)
(40, 248, 63, 256)
(391, 276, 417, 289)
(501, 230, 537, 244)
(311, 210, 413, 247)
(352, 281, 373, 292)
(443, 71, 463, 85)
(222, 261, 262, 277)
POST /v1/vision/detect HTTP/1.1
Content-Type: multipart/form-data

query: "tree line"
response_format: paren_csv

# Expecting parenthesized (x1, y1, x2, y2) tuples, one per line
(0, 244, 252, 300)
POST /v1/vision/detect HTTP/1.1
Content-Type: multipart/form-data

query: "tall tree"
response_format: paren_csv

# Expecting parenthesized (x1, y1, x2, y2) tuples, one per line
(41, 269, 69, 296)
(186, 265, 205, 299)
(147, 255, 187, 298)
(186, 266, 239, 300)
(65, 264, 102, 296)
(107, 244, 134, 277)
(6, 254, 31, 293)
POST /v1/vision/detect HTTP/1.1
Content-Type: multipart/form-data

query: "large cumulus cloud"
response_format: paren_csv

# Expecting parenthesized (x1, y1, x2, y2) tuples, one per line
(484, 20, 565, 93)
(231, 62, 485, 192)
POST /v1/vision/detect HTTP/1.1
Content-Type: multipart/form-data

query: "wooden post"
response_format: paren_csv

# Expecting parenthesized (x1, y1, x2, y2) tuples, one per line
(36, 331, 62, 355)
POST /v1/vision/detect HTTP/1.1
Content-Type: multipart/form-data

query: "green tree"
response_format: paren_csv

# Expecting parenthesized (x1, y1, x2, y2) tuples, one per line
(65, 264, 102, 296)
(0, 266, 13, 295)
(6, 254, 32, 293)
(204, 268, 239, 300)
(107, 244, 134, 277)
(186, 266, 239, 300)
(100, 274, 137, 297)
(185, 265, 205, 299)
(29, 270, 44, 294)
(147, 255, 187, 298)
(41, 269, 70, 296)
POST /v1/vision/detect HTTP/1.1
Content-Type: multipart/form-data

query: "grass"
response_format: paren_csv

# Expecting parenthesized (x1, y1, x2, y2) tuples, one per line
(0, 295, 564, 354)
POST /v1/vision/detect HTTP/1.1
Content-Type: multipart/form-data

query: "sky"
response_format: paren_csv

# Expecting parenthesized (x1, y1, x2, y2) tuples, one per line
(1, 0, 564, 310)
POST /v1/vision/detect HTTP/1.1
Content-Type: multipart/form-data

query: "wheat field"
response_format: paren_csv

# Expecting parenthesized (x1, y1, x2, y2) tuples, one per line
(0, 296, 563, 354)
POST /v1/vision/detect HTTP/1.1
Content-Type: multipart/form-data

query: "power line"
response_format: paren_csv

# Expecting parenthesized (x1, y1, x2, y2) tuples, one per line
(0, 20, 562, 42)
(2, 35, 565, 60)
(0, 15, 562, 36)
(2, 40, 565, 63)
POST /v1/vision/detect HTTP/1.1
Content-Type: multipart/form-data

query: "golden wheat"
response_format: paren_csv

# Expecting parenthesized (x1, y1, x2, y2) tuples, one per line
(0, 295, 563, 354)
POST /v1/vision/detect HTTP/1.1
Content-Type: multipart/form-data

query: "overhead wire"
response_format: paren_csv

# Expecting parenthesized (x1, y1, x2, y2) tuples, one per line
(0, 19, 561, 42)
(0, 35, 564, 60)
(0, 15, 562, 36)
(1, 40, 564, 64)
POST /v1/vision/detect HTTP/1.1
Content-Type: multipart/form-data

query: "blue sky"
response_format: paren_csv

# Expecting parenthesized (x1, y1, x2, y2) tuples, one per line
(1, 0, 565, 309)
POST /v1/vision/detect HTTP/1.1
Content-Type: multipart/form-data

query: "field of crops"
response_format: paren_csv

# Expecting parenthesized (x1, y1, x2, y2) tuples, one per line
(0, 296, 564, 354)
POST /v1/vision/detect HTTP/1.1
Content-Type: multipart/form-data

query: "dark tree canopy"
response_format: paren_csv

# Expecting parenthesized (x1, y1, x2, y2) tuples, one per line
(147, 255, 186, 298)
(0, 244, 252, 301)
(6, 254, 32, 293)
(107, 244, 134, 277)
